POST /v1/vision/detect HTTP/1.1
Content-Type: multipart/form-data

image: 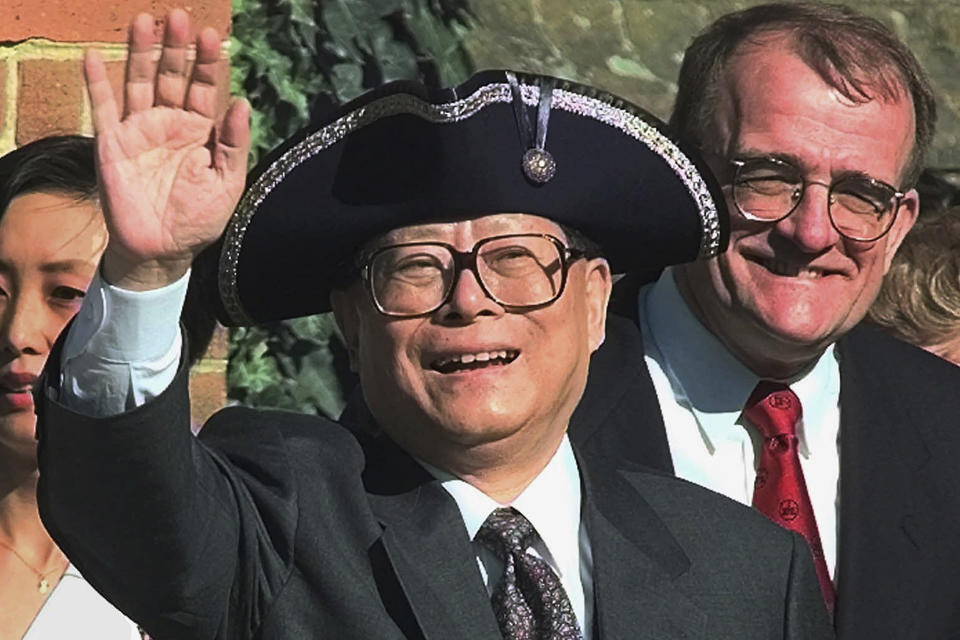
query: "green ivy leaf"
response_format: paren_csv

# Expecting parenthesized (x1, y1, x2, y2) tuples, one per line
(370, 23, 419, 81)
(330, 62, 365, 102)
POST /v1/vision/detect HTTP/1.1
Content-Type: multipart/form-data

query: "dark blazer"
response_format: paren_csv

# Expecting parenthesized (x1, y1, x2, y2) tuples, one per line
(36, 354, 832, 639)
(571, 291, 960, 639)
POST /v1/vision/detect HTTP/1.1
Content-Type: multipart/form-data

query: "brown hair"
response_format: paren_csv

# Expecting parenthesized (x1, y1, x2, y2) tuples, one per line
(868, 208, 960, 349)
(670, 2, 936, 188)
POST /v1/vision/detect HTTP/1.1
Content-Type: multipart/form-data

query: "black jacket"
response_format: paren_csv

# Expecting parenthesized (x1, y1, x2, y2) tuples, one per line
(570, 301, 960, 639)
(36, 345, 831, 639)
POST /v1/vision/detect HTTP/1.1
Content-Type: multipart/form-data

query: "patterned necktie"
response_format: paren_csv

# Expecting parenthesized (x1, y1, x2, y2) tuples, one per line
(475, 507, 582, 640)
(744, 381, 836, 612)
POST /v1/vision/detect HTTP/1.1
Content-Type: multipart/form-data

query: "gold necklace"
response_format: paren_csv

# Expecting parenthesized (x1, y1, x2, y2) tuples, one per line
(0, 539, 67, 594)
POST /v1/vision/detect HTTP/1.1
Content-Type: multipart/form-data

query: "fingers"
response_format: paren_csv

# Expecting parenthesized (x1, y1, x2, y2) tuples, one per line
(123, 13, 157, 116)
(154, 8, 192, 108)
(120, 8, 228, 119)
(215, 99, 252, 177)
(184, 27, 223, 120)
(84, 49, 120, 133)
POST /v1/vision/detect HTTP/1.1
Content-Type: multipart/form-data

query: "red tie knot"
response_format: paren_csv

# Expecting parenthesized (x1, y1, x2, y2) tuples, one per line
(767, 393, 794, 411)
(744, 381, 802, 439)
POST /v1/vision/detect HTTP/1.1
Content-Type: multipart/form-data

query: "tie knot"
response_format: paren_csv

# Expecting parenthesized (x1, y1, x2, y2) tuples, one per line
(744, 380, 801, 439)
(476, 507, 537, 559)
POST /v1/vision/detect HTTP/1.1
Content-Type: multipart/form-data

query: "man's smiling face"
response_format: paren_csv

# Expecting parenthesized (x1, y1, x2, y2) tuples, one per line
(676, 38, 919, 377)
(332, 213, 610, 472)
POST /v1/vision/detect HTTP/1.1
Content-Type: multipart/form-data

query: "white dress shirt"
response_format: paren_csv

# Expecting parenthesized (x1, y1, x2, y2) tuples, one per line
(59, 272, 594, 635)
(421, 436, 594, 638)
(24, 564, 141, 640)
(639, 268, 841, 579)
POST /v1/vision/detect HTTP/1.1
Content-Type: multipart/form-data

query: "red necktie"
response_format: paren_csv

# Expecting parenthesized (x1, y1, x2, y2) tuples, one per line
(744, 381, 836, 612)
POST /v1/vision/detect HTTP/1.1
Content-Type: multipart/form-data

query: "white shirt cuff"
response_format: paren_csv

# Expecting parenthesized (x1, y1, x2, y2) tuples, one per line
(60, 269, 190, 416)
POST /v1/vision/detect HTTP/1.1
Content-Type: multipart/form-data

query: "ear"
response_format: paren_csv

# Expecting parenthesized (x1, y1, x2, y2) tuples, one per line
(583, 257, 612, 353)
(881, 188, 919, 273)
(330, 287, 361, 372)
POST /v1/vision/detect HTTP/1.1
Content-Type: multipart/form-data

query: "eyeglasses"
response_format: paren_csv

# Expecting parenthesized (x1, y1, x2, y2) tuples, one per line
(729, 156, 905, 242)
(359, 233, 585, 317)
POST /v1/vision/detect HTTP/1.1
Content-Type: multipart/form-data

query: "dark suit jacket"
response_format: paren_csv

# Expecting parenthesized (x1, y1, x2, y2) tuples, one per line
(571, 290, 960, 639)
(35, 355, 832, 640)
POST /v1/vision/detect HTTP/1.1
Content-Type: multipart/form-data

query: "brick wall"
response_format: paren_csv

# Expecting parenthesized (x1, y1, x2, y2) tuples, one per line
(0, 0, 232, 425)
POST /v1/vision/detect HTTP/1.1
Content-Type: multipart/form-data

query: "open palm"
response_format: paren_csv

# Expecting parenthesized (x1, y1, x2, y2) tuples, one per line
(86, 10, 250, 290)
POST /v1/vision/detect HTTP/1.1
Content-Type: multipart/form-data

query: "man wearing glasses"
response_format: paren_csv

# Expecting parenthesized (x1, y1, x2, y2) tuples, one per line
(34, 9, 833, 640)
(573, 3, 960, 637)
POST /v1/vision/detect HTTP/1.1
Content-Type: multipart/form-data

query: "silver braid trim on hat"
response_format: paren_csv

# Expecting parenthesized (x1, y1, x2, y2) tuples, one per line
(220, 80, 722, 326)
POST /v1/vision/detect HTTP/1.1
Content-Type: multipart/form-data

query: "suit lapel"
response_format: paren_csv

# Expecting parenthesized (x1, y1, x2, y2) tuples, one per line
(579, 448, 706, 639)
(835, 329, 930, 635)
(571, 314, 673, 473)
(361, 431, 502, 640)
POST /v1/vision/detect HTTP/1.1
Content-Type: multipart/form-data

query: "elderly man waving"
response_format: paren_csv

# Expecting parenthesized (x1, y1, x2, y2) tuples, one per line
(35, 9, 830, 640)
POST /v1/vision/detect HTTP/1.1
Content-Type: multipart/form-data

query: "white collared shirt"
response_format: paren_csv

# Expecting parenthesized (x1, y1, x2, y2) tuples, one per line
(421, 436, 593, 639)
(639, 268, 841, 578)
(24, 564, 141, 639)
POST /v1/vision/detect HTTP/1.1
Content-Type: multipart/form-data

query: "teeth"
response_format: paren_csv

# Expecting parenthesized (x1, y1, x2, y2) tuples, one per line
(433, 350, 519, 368)
(761, 259, 823, 279)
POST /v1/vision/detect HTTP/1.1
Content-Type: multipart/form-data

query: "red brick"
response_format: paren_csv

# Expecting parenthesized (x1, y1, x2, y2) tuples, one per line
(189, 362, 227, 429)
(0, 1, 231, 44)
(205, 325, 229, 360)
(188, 325, 228, 428)
(16, 59, 86, 145)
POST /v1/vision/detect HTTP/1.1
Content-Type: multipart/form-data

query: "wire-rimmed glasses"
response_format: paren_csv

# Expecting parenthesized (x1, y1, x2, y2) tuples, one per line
(730, 156, 905, 242)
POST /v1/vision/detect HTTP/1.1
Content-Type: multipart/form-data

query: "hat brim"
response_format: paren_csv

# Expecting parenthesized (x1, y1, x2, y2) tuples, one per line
(216, 70, 728, 325)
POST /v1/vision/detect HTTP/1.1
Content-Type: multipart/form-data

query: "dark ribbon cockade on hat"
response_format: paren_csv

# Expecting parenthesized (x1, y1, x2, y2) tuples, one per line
(213, 70, 728, 326)
(506, 71, 557, 184)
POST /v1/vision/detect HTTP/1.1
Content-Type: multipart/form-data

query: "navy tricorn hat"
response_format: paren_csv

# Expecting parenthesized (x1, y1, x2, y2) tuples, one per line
(214, 69, 728, 325)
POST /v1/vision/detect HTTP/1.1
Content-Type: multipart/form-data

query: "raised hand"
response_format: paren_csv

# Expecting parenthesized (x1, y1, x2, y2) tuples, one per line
(85, 9, 250, 291)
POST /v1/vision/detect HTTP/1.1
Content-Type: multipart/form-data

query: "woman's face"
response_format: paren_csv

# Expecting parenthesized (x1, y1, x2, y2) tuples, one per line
(0, 191, 106, 459)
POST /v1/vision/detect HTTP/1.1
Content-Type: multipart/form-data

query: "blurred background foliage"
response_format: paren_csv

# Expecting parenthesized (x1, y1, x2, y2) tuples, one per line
(228, 0, 474, 417)
(226, 0, 960, 417)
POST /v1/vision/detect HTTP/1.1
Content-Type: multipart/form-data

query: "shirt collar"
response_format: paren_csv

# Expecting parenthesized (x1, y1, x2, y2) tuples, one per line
(422, 435, 582, 576)
(640, 267, 839, 455)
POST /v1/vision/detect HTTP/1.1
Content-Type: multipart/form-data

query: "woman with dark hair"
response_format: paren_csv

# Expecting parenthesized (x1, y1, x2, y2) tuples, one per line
(0, 136, 140, 638)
